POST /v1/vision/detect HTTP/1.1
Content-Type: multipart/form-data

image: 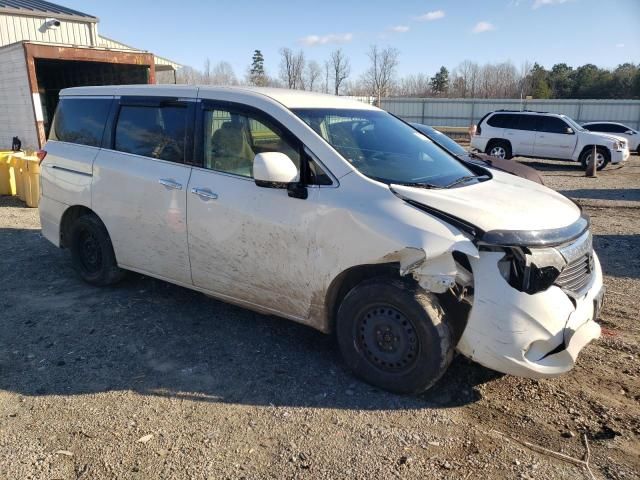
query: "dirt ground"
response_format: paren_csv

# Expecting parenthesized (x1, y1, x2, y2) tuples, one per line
(0, 155, 638, 480)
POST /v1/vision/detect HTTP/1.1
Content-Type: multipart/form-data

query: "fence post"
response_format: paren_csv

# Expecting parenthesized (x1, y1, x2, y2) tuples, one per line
(421, 100, 426, 124)
(576, 102, 583, 124)
(470, 99, 476, 126)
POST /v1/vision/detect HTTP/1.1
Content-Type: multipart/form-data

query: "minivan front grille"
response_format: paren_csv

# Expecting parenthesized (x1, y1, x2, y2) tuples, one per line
(554, 231, 594, 297)
(555, 251, 593, 295)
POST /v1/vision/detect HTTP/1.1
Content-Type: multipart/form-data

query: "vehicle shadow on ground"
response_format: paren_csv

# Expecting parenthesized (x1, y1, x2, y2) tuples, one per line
(515, 159, 584, 172)
(594, 234, 640, 280)
(559, 188, 640, 202)
(0, 228, 500, 411)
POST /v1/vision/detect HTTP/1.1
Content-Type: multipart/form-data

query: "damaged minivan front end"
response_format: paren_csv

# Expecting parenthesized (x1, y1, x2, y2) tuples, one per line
(392, 188, 604, 379)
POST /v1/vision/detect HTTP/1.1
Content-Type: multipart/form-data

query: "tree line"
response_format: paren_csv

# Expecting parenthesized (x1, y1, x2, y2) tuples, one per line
(176, 48, 640, 100)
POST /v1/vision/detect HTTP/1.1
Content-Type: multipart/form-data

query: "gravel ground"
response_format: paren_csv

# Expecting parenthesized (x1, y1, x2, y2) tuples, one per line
(0, 155, 638, 479)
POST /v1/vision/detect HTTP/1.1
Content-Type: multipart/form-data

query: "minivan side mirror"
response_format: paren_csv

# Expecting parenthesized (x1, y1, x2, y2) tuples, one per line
(253, 151, 302, 188)
(565, 127, 574, 135)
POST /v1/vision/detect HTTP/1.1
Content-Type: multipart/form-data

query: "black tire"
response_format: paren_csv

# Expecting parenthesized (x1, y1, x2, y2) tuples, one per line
(485, 140, 512, 160)
(580, 146, 610, 171)
(69, 214, 125, 286)
(336, 279, 454, 394)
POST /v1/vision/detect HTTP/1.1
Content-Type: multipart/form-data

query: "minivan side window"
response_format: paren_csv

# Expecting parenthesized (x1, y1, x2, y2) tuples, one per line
(537, 116, 570, 134)
(49, 98, 112, 147)
(115, 104, 187, 163)
(202, 108, 300, 179)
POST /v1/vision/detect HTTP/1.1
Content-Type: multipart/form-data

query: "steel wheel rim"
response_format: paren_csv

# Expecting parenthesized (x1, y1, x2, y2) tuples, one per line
(79, 230, 102, 273)
(490, 146, 506, 158)
(355, 305, 419, 373)
(587, 152, 605, 168)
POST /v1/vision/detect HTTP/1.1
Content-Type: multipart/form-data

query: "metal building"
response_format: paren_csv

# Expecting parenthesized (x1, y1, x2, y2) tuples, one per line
(0, 0, 182, 149)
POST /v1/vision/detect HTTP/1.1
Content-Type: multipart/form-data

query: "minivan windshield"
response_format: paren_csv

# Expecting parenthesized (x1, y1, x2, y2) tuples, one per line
(293, 108, 479, 188)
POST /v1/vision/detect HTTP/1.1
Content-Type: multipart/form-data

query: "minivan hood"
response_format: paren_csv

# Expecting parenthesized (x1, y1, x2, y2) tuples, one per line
(391, 170, 581, 233)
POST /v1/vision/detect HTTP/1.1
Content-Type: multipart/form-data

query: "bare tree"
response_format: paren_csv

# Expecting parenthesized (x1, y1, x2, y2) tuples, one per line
(176, 66, 202, 85)
(361, 45, 399, 105)
(305, 60, 322, 91)
(393, 73, 431, 97)
(323, 61, 330, 93)
(279, 48, 306, 89)
(330, 49, 350, 95)
(210, 61, 238, 85)
(203, 58, 211, 84)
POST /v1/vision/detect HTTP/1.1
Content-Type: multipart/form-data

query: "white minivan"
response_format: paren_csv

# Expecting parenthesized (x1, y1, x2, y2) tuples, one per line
(39, 86, 605, 394)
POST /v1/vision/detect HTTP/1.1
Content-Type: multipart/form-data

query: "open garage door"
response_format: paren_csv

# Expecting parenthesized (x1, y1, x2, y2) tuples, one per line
(35, 59, 150, 135)
(23, 42, 155, 147)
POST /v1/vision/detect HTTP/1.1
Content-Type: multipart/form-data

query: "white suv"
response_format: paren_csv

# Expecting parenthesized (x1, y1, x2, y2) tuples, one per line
(471, 110, 629, 170)
(39, 86, 604, 394)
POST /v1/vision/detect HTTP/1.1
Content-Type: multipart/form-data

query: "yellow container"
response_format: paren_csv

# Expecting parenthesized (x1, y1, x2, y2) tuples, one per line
(0, 151, 16, 195)
(23, 156, 41, 207)
(11, 153, 26, 201)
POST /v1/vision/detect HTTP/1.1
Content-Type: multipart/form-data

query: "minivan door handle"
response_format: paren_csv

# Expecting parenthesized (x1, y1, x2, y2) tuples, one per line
(159, 178, 183, 190)
(190, 187, 218, 200)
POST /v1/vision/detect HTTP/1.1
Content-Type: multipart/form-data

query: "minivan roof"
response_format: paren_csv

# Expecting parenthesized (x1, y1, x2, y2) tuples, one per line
(60, 85, 378, 111)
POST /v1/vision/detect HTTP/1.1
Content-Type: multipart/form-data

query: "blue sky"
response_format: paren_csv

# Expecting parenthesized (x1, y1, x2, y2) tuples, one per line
(63, 0, 639, 78)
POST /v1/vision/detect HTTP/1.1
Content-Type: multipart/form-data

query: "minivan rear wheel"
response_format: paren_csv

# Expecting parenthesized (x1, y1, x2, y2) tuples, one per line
(69, 214, 125, 286)
(486, 140, 512, 160)
(336, 279, 454, 394)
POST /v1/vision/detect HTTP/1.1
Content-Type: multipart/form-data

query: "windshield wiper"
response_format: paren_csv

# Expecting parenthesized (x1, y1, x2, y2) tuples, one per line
(371, 176, 441, 189)
(445, 175, 488, 188)
(400, 180, 442, 189)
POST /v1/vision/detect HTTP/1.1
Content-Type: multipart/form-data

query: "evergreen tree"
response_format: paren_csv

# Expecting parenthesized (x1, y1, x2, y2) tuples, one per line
(249, 50, 267, 86)
(528, 63, 552, 99)
(430, 66, 449, 95)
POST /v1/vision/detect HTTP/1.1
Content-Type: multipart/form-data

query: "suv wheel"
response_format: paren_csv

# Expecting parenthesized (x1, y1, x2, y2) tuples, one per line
(336, 279, 454, 394)
(580, 147, 610, 171)
(486, 140, 512, 159)
(69, 214, 125, 286)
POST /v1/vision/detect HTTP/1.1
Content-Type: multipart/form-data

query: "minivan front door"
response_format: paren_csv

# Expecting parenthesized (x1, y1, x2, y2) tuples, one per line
(186, 102, 321, 320)
(92, 96, 196, 284)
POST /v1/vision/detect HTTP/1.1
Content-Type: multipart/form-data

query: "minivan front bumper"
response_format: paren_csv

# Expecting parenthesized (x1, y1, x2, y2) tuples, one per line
(457, 250, 603, 378)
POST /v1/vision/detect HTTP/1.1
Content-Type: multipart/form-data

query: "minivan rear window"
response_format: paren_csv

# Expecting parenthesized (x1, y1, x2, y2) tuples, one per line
(49, 97, 112, 147)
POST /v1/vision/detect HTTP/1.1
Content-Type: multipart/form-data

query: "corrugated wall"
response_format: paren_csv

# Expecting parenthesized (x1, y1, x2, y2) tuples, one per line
(0, 43, 37, 149)
(0, 13, 95, 47)
(380, 98, 640, 129)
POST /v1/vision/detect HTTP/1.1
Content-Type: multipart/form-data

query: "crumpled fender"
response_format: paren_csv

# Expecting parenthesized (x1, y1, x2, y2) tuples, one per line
(385, 239, 478, 294)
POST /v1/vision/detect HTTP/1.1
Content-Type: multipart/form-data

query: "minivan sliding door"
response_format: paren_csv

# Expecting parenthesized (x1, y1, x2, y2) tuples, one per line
(92, 95, 196, 285)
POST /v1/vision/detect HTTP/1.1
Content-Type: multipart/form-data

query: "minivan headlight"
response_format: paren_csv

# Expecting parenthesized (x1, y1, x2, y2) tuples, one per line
(497, 247, 565, 294)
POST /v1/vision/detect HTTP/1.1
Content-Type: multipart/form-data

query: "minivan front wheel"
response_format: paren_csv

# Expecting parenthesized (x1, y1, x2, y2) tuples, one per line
(486, 140, 512, 159)
(336, 279, 454, 394)
(69, 214, 125, 286)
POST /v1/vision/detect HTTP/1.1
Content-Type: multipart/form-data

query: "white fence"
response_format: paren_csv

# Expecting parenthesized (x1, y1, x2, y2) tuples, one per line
(378, 98, 640, 130)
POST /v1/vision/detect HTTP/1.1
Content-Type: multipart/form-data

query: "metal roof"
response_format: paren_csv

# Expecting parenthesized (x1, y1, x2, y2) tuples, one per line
(0, 0, 96, 21)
